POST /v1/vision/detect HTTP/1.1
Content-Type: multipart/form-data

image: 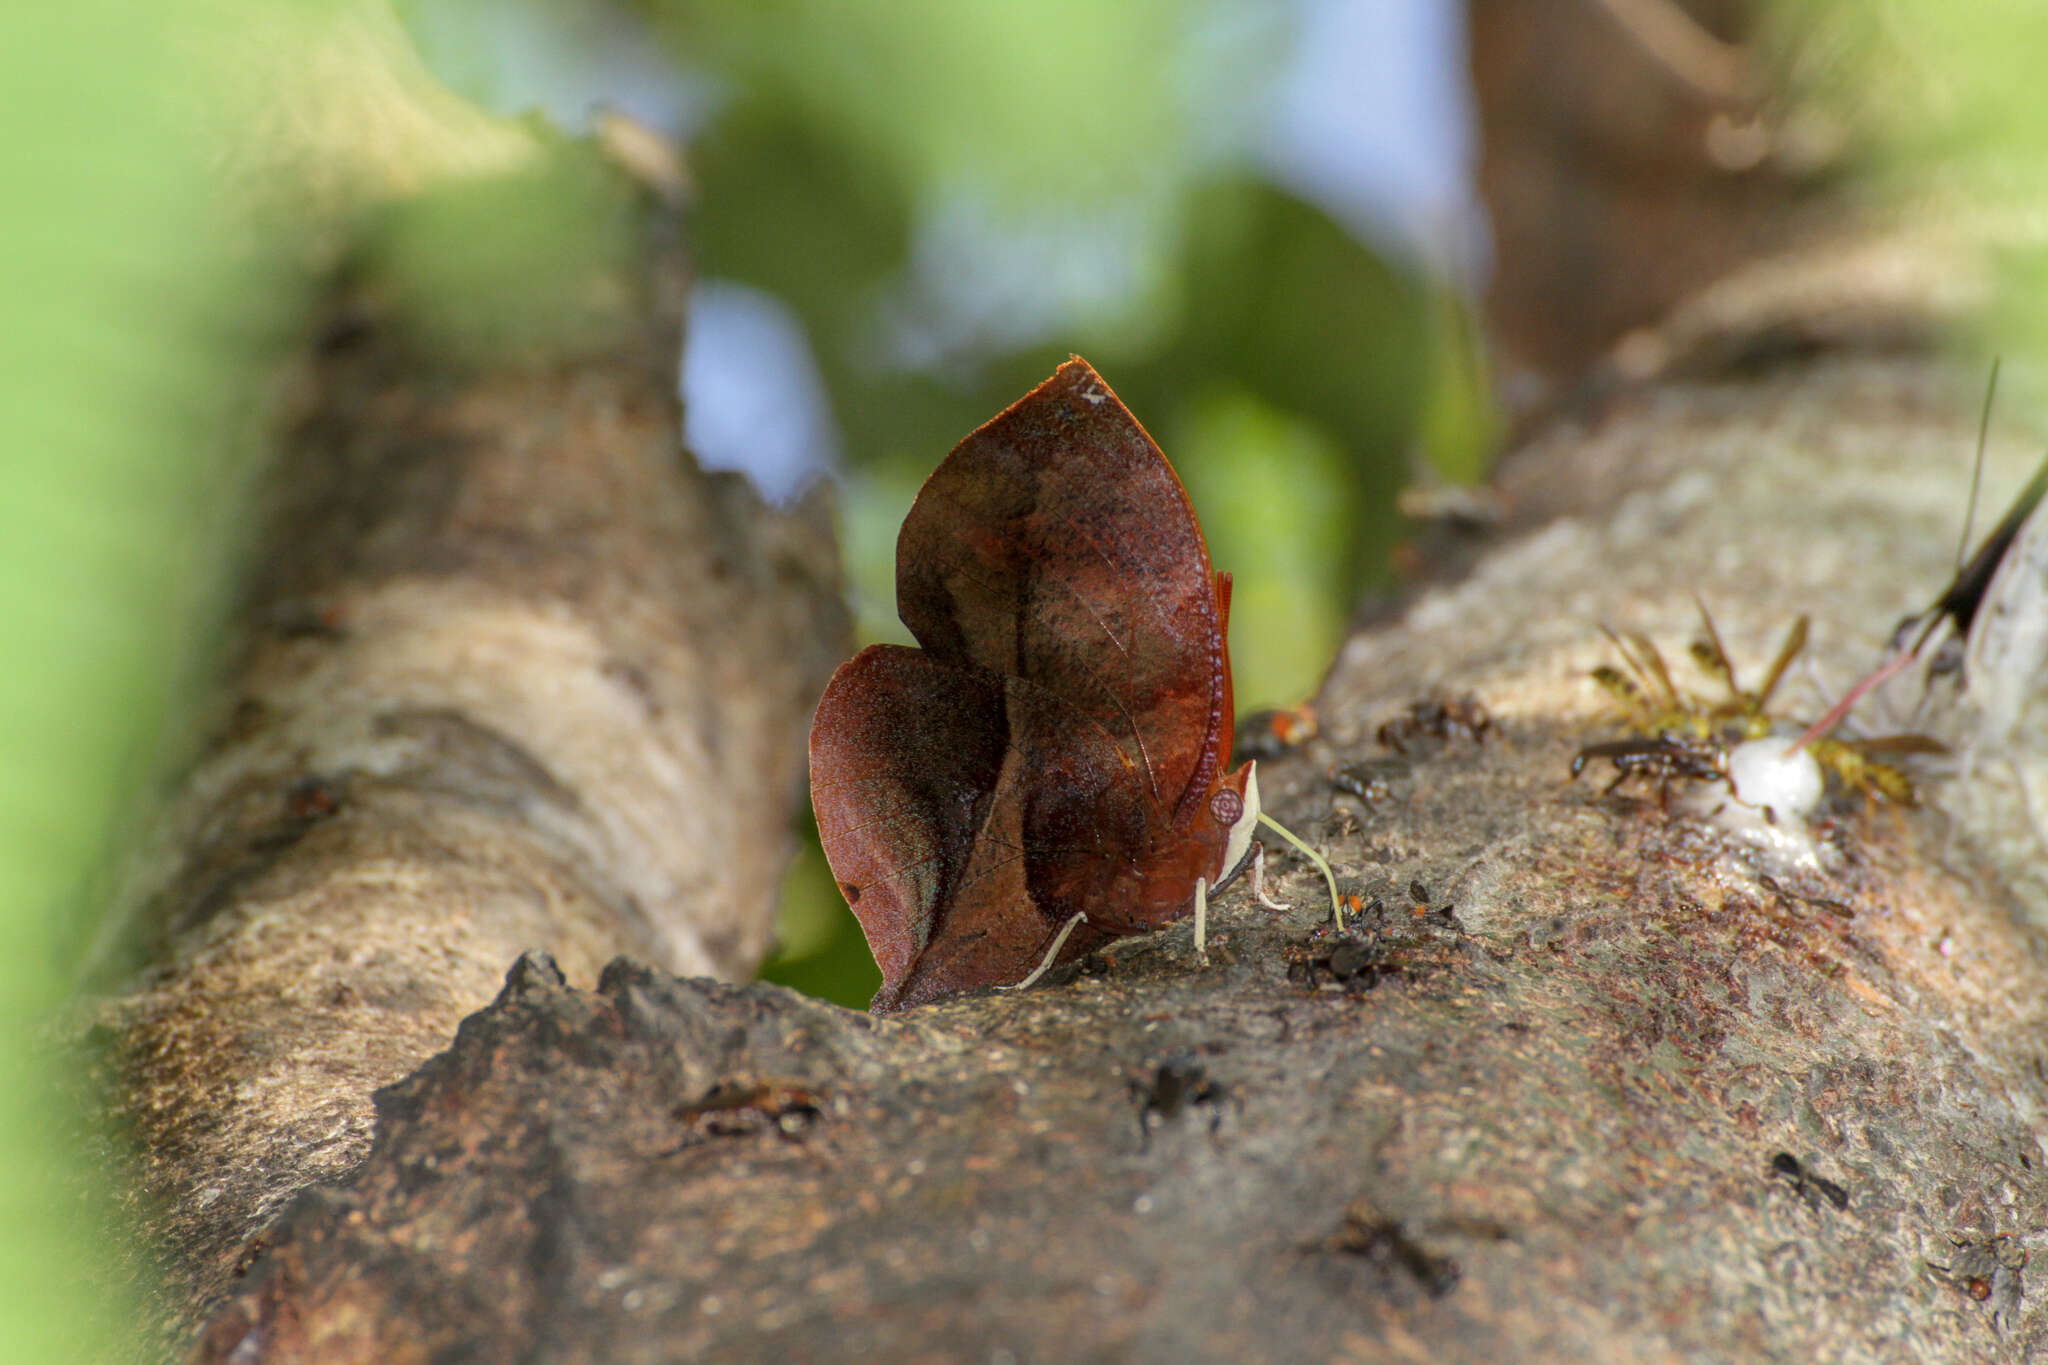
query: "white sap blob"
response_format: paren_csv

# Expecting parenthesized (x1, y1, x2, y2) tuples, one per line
(1726, 736, 1825, 820)
(1681, 735, 1827, 874)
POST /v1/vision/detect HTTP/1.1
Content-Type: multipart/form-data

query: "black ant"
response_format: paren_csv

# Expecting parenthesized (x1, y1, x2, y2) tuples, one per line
(1571, 730, 1726, 803)
(1378, 697, 1490, 753)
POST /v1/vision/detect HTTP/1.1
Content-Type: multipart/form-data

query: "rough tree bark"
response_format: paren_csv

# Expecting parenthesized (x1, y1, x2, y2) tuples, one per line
(175, 218, 2048, 1361)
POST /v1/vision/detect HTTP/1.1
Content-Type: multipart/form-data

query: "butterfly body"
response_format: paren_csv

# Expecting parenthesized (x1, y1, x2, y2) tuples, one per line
(808, 359, 1260, 1011)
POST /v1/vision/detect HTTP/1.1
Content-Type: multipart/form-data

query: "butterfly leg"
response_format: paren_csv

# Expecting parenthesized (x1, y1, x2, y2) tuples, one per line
(1256, 812, 1345, 930)
(1250, 842, 1290, 912)
(1195, 839, 1303, 961)
(999, 911, 1089, 994)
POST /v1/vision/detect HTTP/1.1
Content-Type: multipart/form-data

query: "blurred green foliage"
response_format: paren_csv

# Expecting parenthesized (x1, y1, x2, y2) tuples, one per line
(1769, 0, 2048, 370)
(1169, 386, 1353, 712)
(0, 2, 314, 1357)
(370, 140, 644, 362)
(661, 0, 1209, 215)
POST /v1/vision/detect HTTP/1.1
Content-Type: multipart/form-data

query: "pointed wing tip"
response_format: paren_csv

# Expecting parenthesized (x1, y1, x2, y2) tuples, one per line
(1045, 355, 1109, 398)
(1033, 356, 1136, 426)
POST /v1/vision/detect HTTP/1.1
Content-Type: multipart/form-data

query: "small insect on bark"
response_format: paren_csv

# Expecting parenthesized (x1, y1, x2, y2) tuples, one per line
(1572, 731, 1727, 803)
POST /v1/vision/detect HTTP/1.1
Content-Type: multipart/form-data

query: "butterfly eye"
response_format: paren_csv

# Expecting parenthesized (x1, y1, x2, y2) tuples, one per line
(1209, 789, 1244, 827)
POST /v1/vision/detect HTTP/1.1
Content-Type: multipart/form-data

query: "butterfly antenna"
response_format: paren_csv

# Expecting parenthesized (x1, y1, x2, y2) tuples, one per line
(1257, 813, 1343, 930)
(1955, 356, 2000, 570)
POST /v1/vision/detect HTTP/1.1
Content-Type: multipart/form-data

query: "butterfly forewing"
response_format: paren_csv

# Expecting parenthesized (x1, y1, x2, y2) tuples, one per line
(894, 359, 1230, 827)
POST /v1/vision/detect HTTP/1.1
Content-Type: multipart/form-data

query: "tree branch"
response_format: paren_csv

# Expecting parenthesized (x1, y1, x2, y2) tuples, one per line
(185, 228, 2048, 1360)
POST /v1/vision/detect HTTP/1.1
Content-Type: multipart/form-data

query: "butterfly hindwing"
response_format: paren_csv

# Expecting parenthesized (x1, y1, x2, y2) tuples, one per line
(809, 645, 1113, 1010)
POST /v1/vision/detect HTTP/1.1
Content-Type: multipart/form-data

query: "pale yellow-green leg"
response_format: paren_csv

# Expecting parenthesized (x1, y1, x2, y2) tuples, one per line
(1258, 812, 1344, 930)
(1193, 876, 1210, 961)
(1250, 843, 1288, 911)
(1000, 911, 1089, 993)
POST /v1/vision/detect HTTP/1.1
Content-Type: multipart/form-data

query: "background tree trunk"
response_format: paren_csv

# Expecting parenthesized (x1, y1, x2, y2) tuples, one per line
(86, 199, 849, 1344)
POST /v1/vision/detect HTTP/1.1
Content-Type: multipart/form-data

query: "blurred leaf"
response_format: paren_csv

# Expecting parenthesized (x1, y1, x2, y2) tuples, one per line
(763, 828, 841, 963)
(0, 2, 321, 1358)
(664, 0, 1189, 208)
(201, 0, 540, 236)
(369, 138, 641, 362)
(0, 0, 567, 1351)
(1171, 389, 1350, 710)
(1416, 279, 1498, 487)
(836, 464, 925, 647)
(688, 104, 913, 337)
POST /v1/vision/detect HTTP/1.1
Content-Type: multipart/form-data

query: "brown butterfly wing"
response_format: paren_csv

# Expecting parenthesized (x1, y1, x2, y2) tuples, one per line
(894, 359, 1235, 878)
(812, 358, 1251, 1010)
(808, 644, 1117, 1011)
